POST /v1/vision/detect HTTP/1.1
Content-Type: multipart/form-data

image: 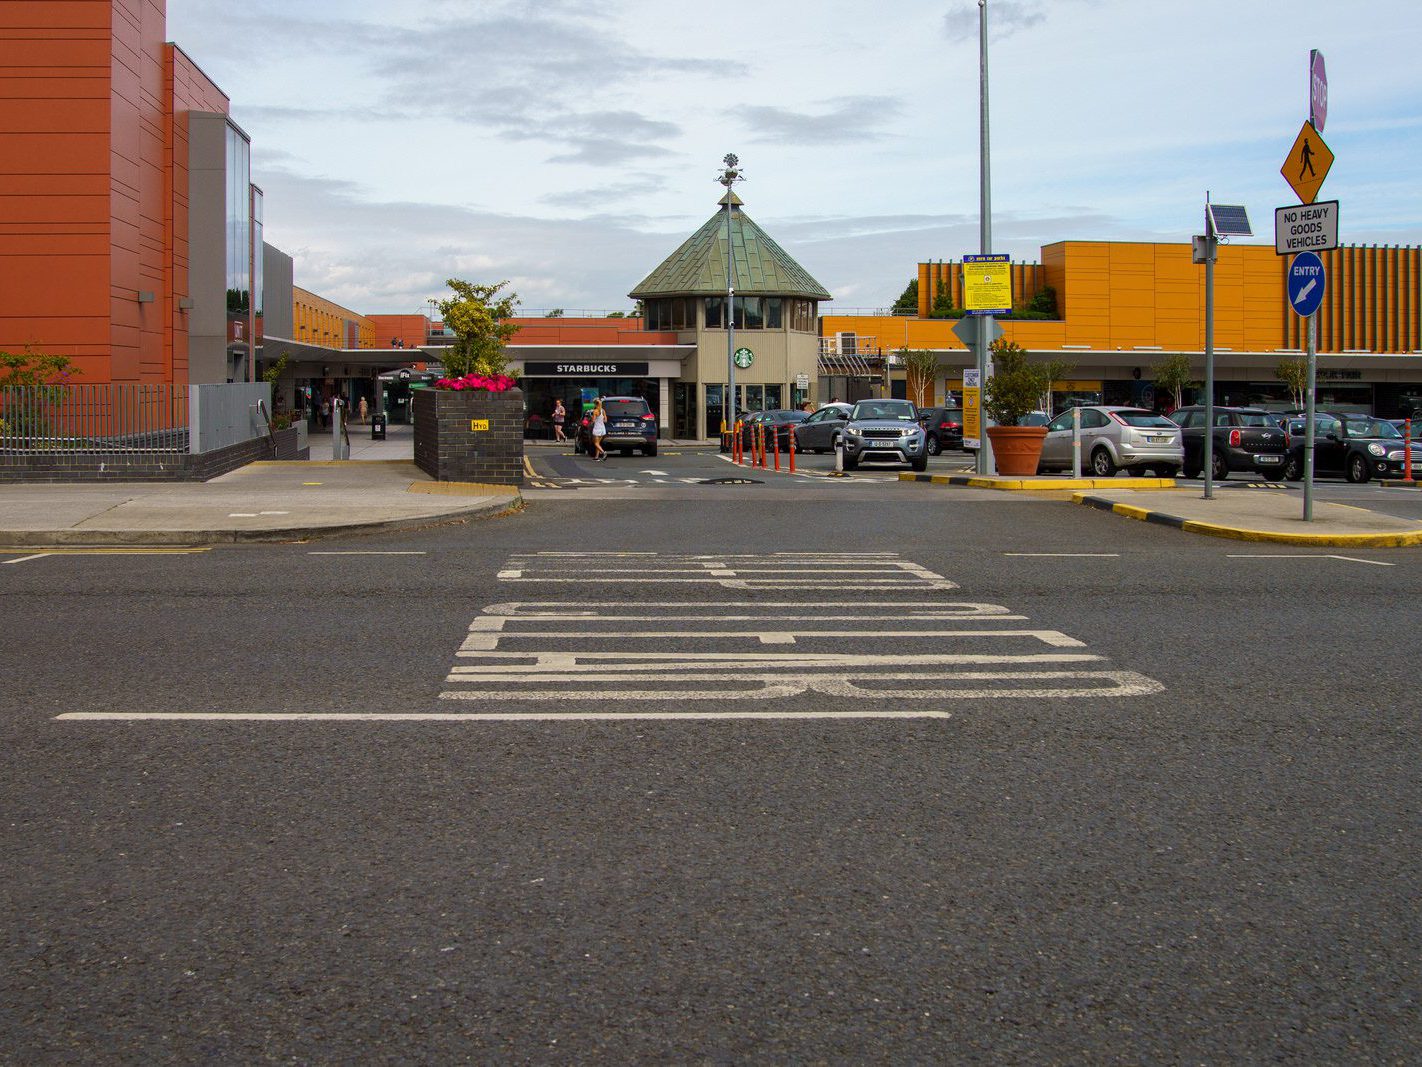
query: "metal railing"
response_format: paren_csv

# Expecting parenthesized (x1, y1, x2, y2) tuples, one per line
(0, 383, 272, 457)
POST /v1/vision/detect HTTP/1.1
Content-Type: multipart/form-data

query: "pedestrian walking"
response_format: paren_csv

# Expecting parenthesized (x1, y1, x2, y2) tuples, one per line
(320, 397, 330, 429)
(358, 396, 369, 424)
(552, 399, 567, 442)
(591, 398, 608, 461)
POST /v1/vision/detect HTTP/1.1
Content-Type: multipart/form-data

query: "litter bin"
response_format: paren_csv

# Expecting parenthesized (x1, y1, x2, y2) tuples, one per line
(371, 413, 387, 440)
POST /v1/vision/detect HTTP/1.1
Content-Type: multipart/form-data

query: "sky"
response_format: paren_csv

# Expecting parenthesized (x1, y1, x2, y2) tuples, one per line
(167, 0, 1422, 316)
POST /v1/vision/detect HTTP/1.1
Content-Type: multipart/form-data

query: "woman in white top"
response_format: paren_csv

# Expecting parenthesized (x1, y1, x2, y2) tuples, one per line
(591, 399, 608, 461)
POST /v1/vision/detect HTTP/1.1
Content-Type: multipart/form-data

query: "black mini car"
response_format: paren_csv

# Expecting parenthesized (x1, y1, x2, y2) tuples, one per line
(1283, 412, 1422, 482)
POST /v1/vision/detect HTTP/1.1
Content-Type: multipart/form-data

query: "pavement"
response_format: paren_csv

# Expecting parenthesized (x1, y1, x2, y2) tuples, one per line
(0, 425, 520, 546)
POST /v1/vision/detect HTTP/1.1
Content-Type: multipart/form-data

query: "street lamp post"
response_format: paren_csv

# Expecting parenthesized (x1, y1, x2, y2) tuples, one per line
(976, 0, 996, 476)
(718, 154, 743, 443)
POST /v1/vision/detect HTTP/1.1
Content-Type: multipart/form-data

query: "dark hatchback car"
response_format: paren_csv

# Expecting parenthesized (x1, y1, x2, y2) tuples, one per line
(917, 406, 964, 455)
(1284, 412, 1422, 482)
(1167, 406, 1288, 480)
(738, 409, 809, 452)
(574, 396, 658, 457)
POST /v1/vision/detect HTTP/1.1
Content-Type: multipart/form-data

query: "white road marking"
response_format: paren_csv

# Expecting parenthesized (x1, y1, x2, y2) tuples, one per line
(3, 553, 51, 564)
(260, 510, 290, 516)
(456, 628, 1085, 651)
(1004, 553, 1120, 558)
(54, 710, 954, 722)
(499, 552, 958, 591)
(227, 512, 258, 517)
(309, 551, 428, 556)
(1227, 553, 1395, 567)
(640, 469, 668, 475)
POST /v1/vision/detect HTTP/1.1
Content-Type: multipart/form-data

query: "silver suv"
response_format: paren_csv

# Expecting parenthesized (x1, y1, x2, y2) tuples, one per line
(842, 399, 928, 471)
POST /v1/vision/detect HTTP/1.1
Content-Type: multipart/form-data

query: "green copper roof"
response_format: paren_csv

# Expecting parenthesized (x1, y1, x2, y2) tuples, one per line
(629, 197, 832, 301)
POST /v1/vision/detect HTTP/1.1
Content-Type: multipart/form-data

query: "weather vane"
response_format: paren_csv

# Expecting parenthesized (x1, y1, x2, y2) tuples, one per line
(718, 153, 743, 188)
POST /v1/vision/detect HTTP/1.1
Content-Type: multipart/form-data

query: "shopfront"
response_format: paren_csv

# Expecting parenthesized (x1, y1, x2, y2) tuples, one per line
(510, 355, 688, 439)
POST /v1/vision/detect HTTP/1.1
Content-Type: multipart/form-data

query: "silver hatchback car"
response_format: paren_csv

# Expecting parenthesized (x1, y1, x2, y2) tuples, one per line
(1037, 406, 1183, 477)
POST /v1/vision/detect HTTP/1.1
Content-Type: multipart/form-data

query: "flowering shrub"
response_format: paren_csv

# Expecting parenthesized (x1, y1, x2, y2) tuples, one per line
(433, 373, 519, 392)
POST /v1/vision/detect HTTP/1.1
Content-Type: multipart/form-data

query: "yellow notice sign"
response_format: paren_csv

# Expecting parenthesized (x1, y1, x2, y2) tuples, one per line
(470, 418, 490, 432)
(962, 254, 1012, 313)
(962, 368, 982, 449)
(1281, 120, 1333, 205)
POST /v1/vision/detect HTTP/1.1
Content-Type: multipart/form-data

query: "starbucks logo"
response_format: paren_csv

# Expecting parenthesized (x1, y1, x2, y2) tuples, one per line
(733, 347, 754, 369)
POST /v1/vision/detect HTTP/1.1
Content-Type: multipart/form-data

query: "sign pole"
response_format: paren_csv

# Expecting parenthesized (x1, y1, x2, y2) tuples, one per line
(976, 0, 995, 476)
(1203, 196, 1216, 500)
(1304, 312, 1316, 521)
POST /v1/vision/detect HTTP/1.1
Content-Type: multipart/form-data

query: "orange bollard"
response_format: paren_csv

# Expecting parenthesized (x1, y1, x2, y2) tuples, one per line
(773, 425, 781, 471)
(734, 420, 743, 464)
(789, 425, 796, 473)
(1407, 418, 1414, 483)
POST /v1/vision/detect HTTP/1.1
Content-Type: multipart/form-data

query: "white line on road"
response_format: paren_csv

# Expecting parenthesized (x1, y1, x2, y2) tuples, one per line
(309, 551, 428, 555)
(1004, 553, 1120, 558)
(3, 553, 51, 564)
(1227, 554, 1395, 567)
(54, 710, 954, 722)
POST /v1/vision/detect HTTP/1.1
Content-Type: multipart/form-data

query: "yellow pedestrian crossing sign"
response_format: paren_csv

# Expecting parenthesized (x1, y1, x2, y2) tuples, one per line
(1281, 120, 1333, 204)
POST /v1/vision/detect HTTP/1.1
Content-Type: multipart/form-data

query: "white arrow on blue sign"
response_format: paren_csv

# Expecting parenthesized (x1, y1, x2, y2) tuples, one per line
(1288, 251, 1326, 317)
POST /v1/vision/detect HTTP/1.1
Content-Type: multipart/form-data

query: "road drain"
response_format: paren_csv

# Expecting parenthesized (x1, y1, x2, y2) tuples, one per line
(700, 477, 763, 485)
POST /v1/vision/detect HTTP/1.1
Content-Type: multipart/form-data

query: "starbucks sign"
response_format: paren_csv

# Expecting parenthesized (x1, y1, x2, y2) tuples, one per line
(733, 347, 754, 369)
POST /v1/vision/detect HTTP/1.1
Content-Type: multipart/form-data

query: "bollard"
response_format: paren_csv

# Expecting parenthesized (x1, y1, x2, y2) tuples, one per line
(773, 425, 781, 471)
(1071, 405, 1082, 479)
(789, 426, 796, 473)
(757, 422, 766, 468)
(734, 420, 742, 465)
(834, 434, 844, 475)
(1407, 419, 1414, 483)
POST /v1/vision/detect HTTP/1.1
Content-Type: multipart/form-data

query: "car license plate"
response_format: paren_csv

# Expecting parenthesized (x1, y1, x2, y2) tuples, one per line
(1148, 435, 1169, 443)
(1256, 454, 1282, 463)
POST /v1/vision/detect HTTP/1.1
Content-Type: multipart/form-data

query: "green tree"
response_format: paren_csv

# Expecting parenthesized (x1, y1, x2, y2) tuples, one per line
(899, 348, 940, 408)
(983, 338, 1049, 426)
(1009, 285, 1059, 320)
(437, 279, 520, 378)
(1037, 358, 1076, 414)
(1276, 357, 1307, 409)
(891, 278, 919, 315)
(0, 347, 77, 388)
(929, 280, 965, 319)
(1153, 353, 1196, 410)
(545, 308, 565, 318)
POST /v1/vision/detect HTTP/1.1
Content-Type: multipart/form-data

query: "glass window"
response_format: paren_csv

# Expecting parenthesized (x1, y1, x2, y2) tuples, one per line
(738, 296, 764, 329)
(1047, 412, 1075, 432)
(764, 384, 782, 409)
(1114, 410, 1176, 427)
(705, 297, 723, 329)
(766, 297, 783, 329)
(1082, 409, 1108, 429)
(705, 384, 724, 435)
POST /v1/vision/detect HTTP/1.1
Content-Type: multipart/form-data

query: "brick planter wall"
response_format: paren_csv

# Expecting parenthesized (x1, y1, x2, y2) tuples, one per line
(413, 387, 524, 486)
(0, 426, 307, 484)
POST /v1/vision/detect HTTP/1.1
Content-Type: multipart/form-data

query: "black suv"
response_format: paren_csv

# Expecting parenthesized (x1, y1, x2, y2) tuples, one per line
(575, 396, 659, 457)
(917, 406, 964, 455)
(1167, 406, 1288, 480)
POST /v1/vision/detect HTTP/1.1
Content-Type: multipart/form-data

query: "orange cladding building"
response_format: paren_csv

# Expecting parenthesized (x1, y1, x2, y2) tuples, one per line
(0, 0, 259, 386)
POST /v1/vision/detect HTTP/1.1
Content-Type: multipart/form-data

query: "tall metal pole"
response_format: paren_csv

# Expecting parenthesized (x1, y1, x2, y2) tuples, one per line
(977, 0, 996, 476)
(719, 154, 741, 441)
(1203, 195, 1216, 499)
(1304, 312, 1316, 520)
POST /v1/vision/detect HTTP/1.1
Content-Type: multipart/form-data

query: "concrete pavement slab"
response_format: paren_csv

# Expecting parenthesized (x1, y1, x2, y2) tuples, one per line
(0, 460, 520, 546)
(1074, 487, 1422, 546)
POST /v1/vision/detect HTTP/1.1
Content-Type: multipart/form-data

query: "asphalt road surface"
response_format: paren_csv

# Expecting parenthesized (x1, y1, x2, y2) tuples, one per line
(3, 453, 1420, 1062)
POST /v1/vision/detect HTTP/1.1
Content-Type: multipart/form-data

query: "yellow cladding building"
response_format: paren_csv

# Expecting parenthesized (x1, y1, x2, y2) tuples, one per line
(825, 241, 1422, 416)
(292, 286, 376, 351)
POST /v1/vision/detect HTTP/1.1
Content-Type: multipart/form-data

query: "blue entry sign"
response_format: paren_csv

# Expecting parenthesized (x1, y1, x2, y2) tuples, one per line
(1288, 251, 1326, 317)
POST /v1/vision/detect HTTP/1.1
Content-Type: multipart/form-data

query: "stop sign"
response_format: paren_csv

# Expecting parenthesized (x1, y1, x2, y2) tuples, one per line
(1310, 50, 1328, 132)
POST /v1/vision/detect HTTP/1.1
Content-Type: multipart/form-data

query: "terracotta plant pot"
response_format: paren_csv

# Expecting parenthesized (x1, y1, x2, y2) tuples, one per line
(985, 424, 1048, 476)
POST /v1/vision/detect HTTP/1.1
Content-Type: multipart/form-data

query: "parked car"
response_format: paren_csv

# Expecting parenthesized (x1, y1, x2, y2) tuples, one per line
(1036, 405, 1183, 476)
(574, 395, 658, 457)
(739, 409, 809, 452)
(791, 402, 854, 453)
(917, 406, 964, 454)
(1167, 406, 1288, 480)
(841, 399, 928, 472)
(1283, 412, 1422, 482)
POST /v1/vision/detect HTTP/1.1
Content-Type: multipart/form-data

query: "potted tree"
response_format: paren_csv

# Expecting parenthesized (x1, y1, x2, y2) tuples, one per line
(983, 337, 1051, 476)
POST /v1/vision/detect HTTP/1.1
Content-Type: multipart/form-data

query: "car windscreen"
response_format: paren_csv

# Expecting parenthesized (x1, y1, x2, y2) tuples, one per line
(604, 400, 649, 417)
(1233, 412, 1277, 427)
(850, 401, 917, 421)
(1114, 410, 1176, 428)
(1347, 418, 1401, 439)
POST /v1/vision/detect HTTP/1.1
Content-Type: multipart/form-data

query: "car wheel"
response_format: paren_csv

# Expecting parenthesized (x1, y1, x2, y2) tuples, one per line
(1282, 454, 1303, 480)
(1346, 452, 1370, 483)
(1091, 447, 1117, 477)
(643, 443, 657, 457)
(926, 435, 941, 456)
(1182, 464, 1200, 479)
(911, 454, 928, 472)
(1211, 451, 1229, 481)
